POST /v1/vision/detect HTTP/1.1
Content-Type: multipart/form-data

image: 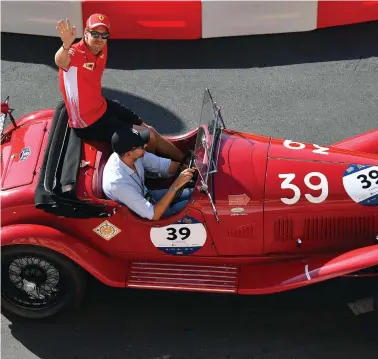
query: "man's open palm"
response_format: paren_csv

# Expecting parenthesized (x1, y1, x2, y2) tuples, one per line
(56, 18, 76, 47)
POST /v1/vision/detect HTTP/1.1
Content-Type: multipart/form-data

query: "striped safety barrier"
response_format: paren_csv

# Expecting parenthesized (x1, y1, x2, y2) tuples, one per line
(2, 1, 378, 40)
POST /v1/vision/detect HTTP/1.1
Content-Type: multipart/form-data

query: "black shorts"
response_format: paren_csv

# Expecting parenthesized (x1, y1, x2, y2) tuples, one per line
(73, 99, 143, 143)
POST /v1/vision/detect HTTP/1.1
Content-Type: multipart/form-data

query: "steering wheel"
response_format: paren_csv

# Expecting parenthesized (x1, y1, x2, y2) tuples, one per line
(171, 150, 196, 202)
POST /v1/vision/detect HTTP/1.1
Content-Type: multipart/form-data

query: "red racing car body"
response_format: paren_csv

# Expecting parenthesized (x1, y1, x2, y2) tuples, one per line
(1, 89, 378, 320)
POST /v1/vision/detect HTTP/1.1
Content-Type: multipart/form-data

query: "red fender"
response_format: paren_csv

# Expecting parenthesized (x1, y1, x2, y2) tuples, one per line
(1, 224, 127, 287)
(239, 245, 378, 294)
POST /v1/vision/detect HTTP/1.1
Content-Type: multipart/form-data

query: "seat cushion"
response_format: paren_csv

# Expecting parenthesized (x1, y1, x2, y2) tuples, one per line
(92, 142, 112, 199)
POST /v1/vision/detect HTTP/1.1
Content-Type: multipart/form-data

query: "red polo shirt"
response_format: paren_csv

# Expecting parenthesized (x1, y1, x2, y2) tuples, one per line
(58, 39, 108, 128)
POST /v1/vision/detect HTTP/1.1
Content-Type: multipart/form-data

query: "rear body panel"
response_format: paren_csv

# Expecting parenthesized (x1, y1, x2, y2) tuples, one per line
(1, 121, 47, 190)
(1, 111, 53, 224)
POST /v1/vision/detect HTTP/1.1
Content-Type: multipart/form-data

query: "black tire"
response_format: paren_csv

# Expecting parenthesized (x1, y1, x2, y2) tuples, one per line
(1, 245, 87, 320)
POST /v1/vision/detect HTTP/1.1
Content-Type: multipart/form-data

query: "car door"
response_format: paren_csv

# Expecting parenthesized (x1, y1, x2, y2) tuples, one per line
(115, 204, 218, 258)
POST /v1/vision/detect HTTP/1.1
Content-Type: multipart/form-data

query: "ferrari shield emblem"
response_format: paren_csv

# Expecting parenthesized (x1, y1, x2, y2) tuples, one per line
(93, 220, 121, 240)
(83, 62, 95, 71)
(19, 147, 31, 161)
(99, 15, 104, 21)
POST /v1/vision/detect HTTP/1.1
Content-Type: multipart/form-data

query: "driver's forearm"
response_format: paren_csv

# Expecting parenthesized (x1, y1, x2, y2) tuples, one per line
(152, 186, 178, 220)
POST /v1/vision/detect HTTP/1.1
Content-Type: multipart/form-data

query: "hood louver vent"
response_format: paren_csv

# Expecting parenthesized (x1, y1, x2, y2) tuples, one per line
(228, 224, 254, 239)
(274, 218, 294, 242)
(274, 216, 375, 243)
(304, 215, 375, 242)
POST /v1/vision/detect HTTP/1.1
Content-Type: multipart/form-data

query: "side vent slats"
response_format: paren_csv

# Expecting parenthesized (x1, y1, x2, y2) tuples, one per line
(228, 224, 254, 239)
(274, 216, 375, 242)
(304, 216, 375, 242)
(274, 219, 293, 241)
(127, 262, 239, 293)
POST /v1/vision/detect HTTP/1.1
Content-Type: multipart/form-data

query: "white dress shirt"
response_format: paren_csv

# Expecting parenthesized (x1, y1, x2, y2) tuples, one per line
(102, 152, 171, 219)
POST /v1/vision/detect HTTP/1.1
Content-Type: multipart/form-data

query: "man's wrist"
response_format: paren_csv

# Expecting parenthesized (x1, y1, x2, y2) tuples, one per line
(169, 186, 177, 193)
(62, 43, 71, 50)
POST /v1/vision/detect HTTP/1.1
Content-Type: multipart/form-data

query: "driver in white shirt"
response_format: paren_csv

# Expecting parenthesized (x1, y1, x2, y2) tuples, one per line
(102, 127, 196, 220)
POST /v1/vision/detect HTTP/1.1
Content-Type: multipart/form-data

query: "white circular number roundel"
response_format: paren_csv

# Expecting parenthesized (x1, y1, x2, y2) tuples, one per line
(150, 216, 207, 255)
(343, 164, 378, 206)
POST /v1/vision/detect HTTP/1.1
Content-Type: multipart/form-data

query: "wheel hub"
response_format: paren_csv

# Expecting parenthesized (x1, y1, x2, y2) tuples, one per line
(23, 280, 37, 293)
(3, 255, 62, 309)
(21, 265, 46, 285)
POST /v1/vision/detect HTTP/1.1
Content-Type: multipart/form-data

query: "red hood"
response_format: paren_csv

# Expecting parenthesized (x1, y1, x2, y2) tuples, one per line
(268, 137, 378, 165)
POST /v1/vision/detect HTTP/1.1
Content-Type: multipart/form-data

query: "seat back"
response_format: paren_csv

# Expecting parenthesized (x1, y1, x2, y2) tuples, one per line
(92, 143, 112, 199)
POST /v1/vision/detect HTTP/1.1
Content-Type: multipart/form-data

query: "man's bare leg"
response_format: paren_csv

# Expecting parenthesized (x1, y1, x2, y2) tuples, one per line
(133, 124, 185, 162)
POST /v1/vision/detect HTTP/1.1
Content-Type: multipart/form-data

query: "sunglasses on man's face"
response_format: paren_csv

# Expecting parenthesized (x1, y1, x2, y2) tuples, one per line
(89, 30, 109, 39)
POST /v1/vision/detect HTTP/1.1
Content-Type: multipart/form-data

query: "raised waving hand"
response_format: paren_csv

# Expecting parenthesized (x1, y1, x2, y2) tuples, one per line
(56, 18, 76, 48)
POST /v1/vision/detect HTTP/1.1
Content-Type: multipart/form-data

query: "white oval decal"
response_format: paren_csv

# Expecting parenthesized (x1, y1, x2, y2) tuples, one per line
(343, 164, 378, 206)
(231, 207, 244, 213)
(150, 216, 207, 256)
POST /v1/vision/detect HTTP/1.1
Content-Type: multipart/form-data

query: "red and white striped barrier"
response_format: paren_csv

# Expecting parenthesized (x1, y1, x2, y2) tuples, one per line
(2, 1, 378, 40)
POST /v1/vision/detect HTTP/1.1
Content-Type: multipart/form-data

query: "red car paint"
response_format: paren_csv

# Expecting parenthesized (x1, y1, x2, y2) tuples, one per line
(1, 97, 378, 297)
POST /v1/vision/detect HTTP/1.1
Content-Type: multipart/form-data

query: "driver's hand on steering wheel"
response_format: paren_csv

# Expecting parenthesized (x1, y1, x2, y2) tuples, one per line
(173, 168, 196, 189)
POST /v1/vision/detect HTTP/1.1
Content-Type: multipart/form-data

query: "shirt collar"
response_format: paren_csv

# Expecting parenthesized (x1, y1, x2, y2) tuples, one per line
(77, 38, 106, 61)
(115, 153, 136, 176)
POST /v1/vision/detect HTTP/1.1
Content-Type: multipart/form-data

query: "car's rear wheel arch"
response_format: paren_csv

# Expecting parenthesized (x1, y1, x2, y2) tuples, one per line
(1, 224, 128, 289)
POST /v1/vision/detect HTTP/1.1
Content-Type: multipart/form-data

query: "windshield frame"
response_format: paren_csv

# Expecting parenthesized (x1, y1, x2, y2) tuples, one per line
(193, 88, 225, 189)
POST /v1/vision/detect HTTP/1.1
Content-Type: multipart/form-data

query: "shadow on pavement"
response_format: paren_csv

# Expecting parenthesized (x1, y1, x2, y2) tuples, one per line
(102, 88, 186, 135)
(2, 21, 378, 70)
(2, 88, 186, 136)
(4, 277, 377, 359)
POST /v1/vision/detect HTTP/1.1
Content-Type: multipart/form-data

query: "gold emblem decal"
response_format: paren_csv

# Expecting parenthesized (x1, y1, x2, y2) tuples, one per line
(83, 62, 95, 71)
(93, 220, 121, 241)
(99, 15, 104, 21)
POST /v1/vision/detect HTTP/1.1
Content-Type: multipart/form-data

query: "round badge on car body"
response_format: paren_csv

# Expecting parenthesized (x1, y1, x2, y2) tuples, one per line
(150, 216, 207, 255)
(343, 164, 378, 206)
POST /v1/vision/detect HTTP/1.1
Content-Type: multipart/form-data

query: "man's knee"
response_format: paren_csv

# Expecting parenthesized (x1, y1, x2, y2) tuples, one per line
(133, 124, 158, 148)
(147, 127, 158, 146)
(144, 125, 159, 138)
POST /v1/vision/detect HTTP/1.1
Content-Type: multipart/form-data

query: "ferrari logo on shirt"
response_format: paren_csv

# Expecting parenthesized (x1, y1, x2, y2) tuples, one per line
(99, 15, 104, 20)
(83, 62, 95, 71)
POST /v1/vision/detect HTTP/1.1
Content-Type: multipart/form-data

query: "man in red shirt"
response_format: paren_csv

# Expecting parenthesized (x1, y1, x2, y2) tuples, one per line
(54, 14, 186, 163)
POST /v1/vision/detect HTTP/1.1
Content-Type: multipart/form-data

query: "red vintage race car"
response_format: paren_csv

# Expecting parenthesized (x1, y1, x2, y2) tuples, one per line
(1, 89, 378, 320)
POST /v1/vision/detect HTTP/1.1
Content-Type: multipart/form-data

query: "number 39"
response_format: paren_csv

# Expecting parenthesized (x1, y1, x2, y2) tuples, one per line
(279, 172, 328, 205)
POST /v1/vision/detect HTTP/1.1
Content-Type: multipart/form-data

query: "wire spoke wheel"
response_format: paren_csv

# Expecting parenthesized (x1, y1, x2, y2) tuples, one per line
(2, 246, 86, 320)
(3, 255, 63, 310)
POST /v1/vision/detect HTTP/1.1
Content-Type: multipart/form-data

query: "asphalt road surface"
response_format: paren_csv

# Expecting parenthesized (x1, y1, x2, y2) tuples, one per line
(2, 21, 378, 359)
